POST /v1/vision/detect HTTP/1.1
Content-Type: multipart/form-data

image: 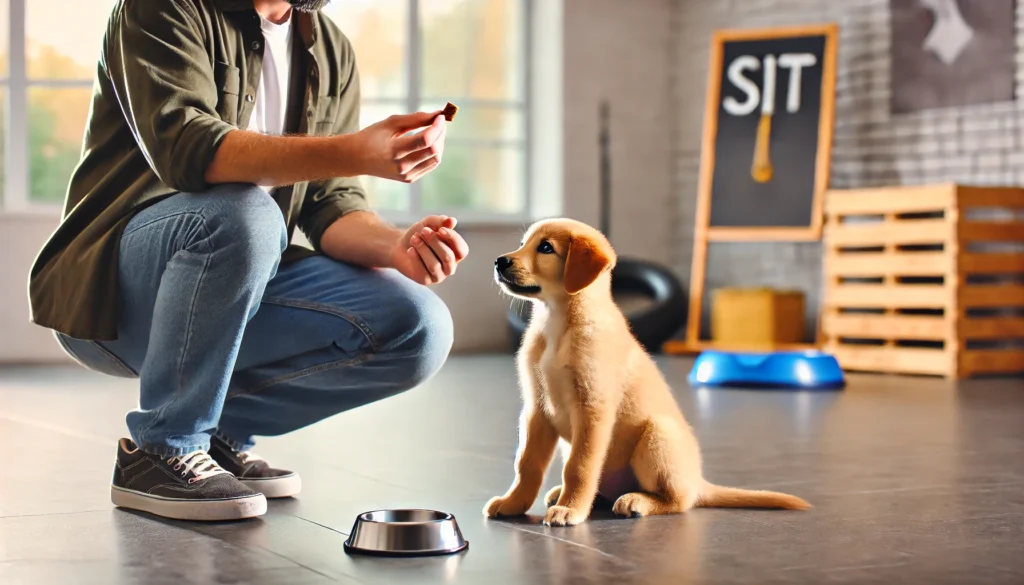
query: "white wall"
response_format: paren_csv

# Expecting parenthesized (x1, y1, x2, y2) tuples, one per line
(562, 0, 676, 266)
(0, 215, 65, 362)
(0, 0, 680, 362)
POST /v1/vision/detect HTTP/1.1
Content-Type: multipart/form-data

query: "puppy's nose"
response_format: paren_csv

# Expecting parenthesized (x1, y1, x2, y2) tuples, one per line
(495, 256, 513, 273)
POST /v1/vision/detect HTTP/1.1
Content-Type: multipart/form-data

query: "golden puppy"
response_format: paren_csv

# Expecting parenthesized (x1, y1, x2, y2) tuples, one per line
(484, 218, 810, 527)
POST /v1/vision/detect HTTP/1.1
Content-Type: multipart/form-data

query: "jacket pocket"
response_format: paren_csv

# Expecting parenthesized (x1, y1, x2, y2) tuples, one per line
(213, 61, 241, 126)
(313, 95, 342, 136)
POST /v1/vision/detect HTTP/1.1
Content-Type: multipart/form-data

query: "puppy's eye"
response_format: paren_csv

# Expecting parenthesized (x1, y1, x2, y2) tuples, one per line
(537, 240, 555, 254)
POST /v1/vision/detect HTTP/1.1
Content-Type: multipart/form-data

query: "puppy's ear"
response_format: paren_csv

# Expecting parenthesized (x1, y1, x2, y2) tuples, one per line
(564, 235, 612, 294)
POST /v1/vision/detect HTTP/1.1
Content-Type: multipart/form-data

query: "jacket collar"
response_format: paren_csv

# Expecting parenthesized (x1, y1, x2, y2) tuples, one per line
(213, 0, 255, 11)
(214, 0, 320, 49)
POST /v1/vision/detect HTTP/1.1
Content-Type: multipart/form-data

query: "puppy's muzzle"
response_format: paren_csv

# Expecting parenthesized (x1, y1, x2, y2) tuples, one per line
(494, 256, 540, 295)
(495, 255, 513, 276)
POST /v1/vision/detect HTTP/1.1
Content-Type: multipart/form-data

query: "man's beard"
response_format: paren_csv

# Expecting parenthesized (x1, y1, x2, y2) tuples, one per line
(287, 0, 331, 12)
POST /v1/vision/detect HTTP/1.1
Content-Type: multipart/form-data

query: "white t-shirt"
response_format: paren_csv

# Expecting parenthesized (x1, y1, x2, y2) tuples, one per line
(248, 14, 294, 191)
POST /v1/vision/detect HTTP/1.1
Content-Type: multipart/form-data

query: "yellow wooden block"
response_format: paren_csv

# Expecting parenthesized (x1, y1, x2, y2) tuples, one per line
(711, 287, 806, 346)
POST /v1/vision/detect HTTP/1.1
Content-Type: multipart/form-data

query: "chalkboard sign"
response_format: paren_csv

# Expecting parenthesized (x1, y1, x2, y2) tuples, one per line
(670, 24, 838, 355)
(696, 24, 837, 241)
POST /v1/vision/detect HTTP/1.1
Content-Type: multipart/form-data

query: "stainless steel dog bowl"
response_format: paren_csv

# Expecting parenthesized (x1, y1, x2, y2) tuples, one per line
(343, 509, 469, 557)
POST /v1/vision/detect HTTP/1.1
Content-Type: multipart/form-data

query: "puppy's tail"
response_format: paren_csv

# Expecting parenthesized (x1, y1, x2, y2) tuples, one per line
(696, 482, 811, 511)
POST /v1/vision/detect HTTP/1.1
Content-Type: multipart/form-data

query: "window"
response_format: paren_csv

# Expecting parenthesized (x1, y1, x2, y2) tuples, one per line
(0, 0, 111, 211)
(0, 0, 535, 221)
(323, 0, 531, 220)
(0, 0, 9, 205)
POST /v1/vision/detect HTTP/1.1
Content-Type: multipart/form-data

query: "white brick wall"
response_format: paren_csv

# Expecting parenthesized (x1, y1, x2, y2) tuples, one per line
(670, 0, 1024, 341)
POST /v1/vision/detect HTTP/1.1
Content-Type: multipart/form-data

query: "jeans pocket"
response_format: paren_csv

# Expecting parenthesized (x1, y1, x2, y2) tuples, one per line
(55, 332, 138, 379)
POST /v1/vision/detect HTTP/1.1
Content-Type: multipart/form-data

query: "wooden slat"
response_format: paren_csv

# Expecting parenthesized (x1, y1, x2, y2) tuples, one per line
(825, 184, 955, 216)
(828, 345, 951, 376)
(957, 185, 1024, 209)
(662, 340, 702, 355)
(823, 314, 948, 340)
(826, 284, 950, 309)
(706, 227, 822, 242)
(826, 251, 951, 277)
(960, 317, 1024, 339)
(960, 349, 1024, 375)
(959, 253, 1024, 274)
(959, 285, 1024, 308)
(826, 219, 952, 247)
(959, 221, 1024, 243)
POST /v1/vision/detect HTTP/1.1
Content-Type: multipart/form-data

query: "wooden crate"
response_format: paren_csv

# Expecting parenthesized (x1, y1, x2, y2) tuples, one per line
(821, 183, 1024, 378)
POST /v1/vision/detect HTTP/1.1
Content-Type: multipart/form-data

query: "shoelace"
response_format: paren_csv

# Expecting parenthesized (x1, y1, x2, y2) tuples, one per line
(167, 450, 231, 484)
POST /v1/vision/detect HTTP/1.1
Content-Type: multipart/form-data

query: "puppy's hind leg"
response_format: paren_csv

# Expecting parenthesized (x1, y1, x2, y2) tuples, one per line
(544, 485, 562, 507)
(612, 492, 684, 518)
(613, 420, 701, 518)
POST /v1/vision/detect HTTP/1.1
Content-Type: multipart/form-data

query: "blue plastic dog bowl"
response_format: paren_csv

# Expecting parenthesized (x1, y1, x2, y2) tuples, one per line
(688, 350, 846, 390)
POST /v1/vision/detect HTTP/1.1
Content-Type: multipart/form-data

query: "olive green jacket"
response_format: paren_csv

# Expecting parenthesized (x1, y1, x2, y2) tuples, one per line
(28, 0, 369, 341)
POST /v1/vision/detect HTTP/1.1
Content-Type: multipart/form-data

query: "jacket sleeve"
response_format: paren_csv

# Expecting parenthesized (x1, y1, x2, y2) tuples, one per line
(298, 45, 372, 252)
(105, 0, 235, 193)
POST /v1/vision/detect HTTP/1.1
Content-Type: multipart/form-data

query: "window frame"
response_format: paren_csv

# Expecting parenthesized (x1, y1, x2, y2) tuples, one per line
(0, 0, 537, 224)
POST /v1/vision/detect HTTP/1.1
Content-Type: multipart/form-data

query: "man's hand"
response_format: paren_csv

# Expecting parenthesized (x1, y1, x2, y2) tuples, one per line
(319, 212, 469, 285)
(354, 112, 447, 184)
(389, 216, 469, 285)
(204, 109, 448, 188)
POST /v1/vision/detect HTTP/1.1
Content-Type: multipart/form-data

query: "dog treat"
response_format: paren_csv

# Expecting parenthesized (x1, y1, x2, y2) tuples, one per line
(442, 102, 459, 121)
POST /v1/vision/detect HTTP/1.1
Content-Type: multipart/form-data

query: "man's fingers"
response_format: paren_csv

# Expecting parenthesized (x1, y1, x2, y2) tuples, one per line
(402, 156, 441, 183)
(431, 121, 447, 158)
(390, 118, 446, 182)
(418, 215, 456, 231)
(392, 116, 445, 160)
(392, 130, 434, 162)
(404, 247, 433, 285)
(423, 229, 457, 275)
(437, 226, 469, 261)
(395, 141, 440, 177)
(411, 232, 445, 282)
(387, 110, 445, 135)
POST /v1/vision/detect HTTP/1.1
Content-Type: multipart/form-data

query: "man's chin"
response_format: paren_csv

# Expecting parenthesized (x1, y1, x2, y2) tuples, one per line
(287, 0, 331, 12)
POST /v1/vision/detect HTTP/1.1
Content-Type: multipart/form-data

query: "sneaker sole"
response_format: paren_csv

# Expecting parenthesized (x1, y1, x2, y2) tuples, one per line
(111, 486, 267, 521)
(240, 474, 302, 499)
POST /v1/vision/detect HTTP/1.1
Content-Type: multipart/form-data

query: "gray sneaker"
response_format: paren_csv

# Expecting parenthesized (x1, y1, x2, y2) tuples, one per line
(110, 438, 267, 521)
(209, 436, 302, 499)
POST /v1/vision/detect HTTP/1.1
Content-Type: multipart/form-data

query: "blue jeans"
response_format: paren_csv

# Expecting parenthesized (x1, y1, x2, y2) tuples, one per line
(56, 184, 454, 456)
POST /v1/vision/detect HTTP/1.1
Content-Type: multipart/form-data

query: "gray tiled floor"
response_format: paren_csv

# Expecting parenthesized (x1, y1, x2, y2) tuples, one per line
(2, 356, 1023, 584)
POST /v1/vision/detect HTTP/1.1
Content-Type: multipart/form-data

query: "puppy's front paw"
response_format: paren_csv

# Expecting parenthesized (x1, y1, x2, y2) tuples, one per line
(543, 505, 587, 527)
(483, 495, 530, 519)
(544, 485, 562, 507)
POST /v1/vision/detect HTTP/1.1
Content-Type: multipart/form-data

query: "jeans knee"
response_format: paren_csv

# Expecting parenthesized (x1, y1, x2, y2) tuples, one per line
(387, 285, 454, 388)
(202, 184, 288, 271)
